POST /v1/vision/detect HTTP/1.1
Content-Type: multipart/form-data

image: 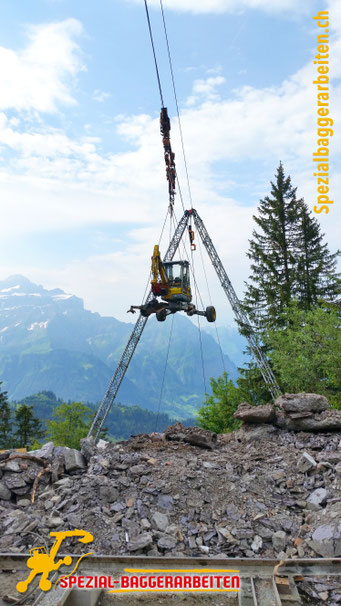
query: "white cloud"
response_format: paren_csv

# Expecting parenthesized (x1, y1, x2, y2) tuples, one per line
(0, 19, 83, 113)
(186, 76, 226, 105)
(92, 89, 111, 103)
(1, 5, 340, 321)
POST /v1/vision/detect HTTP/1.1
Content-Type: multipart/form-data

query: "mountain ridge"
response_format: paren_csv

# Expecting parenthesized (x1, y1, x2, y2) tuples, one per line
(0, 275, 239, 417)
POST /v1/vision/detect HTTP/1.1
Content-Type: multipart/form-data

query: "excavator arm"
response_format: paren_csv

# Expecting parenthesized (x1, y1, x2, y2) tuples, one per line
(151, 245, 169, 295)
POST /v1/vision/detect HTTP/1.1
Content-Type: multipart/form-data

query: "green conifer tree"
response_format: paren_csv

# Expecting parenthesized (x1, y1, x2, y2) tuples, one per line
(239, 163, 339, 403)
(294, 205, 339, 308)
(242, 162, 301, 332)
(0, 383, 12, 449)
(14, 404, 45, 449)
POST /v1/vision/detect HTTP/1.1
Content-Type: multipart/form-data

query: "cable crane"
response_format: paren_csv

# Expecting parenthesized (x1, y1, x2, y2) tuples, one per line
(88, 207, 281, 441)
(87, 1, 281, 441)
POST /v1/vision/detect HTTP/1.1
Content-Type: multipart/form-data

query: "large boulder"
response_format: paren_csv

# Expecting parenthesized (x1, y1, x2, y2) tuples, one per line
(309, 522, 341, 557)
(276, 410, 341, 432)
(127, 533, 153, 552)
(53, 446, 87, 472)
(275, 393, 329, 414)
(28, 441, 55, 460)
(234, 402, 275, 424)
(80, 436, 96, 462)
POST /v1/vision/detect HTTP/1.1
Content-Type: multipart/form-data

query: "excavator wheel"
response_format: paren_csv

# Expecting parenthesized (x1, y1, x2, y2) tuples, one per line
(205, 306, 216, 323)
(156, 309, 167, 322)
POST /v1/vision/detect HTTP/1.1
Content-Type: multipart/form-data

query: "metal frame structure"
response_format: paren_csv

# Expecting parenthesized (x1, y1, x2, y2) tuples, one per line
(88, 208, 280, 441)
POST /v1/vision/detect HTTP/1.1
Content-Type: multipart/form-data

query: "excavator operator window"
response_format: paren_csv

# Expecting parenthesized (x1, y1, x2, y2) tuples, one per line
(165, 263, 181, 285)
(182, 263, 189, 287)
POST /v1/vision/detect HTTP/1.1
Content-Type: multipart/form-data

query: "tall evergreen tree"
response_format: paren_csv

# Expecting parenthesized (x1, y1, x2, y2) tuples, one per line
(239, 163, 339, 403)
(295, 205, 339, 308)
(242, 163, 301, 332)
(0, 383, 12, 449)
(243, 163, 339, 331)
(14, 404, 45, 449)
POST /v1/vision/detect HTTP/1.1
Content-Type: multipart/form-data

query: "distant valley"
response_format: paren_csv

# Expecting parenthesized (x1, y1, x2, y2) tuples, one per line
(0, 275, 244, 419)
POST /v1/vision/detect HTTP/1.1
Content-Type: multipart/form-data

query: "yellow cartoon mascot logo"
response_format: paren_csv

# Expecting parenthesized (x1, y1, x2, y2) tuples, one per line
(17, 529, 93, 593)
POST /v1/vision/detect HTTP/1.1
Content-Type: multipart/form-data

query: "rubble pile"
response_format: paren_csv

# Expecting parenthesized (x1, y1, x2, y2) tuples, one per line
(0, 393, 341, 568)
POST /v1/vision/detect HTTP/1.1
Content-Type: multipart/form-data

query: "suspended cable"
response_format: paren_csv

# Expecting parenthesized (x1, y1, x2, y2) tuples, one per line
(141, 206, 170, 305)
(144, 0, 164, 107)
(190, 245, 207, 393)
(155, 312, 175, 430)
(160, 0, 194, 210)
(176, 175, 186, 214)
(197, 236, 226, 374)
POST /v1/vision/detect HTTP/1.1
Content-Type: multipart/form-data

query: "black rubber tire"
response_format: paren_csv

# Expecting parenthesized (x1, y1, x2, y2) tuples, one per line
(205, 305, 216, 323)
(156, 309, 167, 322)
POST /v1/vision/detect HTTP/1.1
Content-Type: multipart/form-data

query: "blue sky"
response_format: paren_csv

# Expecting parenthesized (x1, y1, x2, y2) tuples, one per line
(0, 0, 339, 323)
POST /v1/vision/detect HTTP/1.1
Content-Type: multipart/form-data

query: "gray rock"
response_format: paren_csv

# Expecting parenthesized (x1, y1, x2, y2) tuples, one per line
(3, 460, 21, 472)
(157, 535, 177, 550)
(151, 511, 169, 532)
(28, 442, 55, 460)
(251, 535, 263, 552)
(165, 524, 180, 538)
(234, 402, 275, 424)
(0, 481, 11, 500)
(127, 532, 153, 551)
(17, 499, 31, 507)
(63, 449, 86, 472)
(335, 463, 341, 476)
(217, 527, 239, 544)
(54, 478, 73, 488)
(129, 464, 147, 476)
(3, 473, 27, 490)
(317, 452, 341, 464)
(306, 488, 328, 511)
(309, 523, 341, 557)
(99, 484, 119, 503)
(272, 530, 288, 551)
(141, 518, 151, 530)
(12, 485, 31, 496)
(188, 536, 197, 549)
(276, 393, 329, 414)
(157, 494, 173, 510)
(80, 436, 96, 462)
(110, 502, 126, 512)
(97, 439, 108, 450)
(236, 425, 277, 441)
(297, 452, 317, 472)
(46, 516, 64, 528)
(284, 412, 341, 432)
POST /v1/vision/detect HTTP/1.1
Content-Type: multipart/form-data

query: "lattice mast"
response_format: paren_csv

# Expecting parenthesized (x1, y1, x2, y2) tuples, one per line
(88, 213, 190, 440)
(190, 209, 281, 400)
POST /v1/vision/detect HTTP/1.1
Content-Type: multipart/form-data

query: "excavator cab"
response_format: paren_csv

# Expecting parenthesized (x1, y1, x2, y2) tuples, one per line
(162, 260, 191, 303)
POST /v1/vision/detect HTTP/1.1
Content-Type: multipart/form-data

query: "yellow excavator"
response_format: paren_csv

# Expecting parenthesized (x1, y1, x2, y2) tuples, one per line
(128, 245, 216, 322)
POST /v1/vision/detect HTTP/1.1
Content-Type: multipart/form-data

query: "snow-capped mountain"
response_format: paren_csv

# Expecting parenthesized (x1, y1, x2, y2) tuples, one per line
(0, 275, 238, 416)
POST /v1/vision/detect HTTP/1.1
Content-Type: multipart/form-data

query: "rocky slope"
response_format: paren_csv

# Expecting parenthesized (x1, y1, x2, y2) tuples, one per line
(1, 394, 341, 567)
